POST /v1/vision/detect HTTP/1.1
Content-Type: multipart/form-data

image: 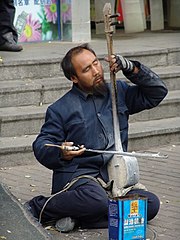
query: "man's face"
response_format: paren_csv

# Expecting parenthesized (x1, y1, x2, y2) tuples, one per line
(71, 49, 105, 93)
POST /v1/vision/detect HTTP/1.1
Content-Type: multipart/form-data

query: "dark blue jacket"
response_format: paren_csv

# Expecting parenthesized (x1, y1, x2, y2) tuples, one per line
(33, 62, 168, 194)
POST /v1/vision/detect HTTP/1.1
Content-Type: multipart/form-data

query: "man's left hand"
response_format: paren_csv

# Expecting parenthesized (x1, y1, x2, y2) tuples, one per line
(105, 54, 135, 73)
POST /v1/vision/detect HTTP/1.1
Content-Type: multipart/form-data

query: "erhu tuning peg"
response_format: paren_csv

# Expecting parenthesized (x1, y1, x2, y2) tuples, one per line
(110, 22, 120, 26)
(95, 20, 104, 24)
(109, 13, 120, 19)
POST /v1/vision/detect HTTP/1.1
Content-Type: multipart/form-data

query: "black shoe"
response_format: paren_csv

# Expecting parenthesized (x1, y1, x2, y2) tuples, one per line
(0, 32, 23, 52)
(0, 41, 23, 52)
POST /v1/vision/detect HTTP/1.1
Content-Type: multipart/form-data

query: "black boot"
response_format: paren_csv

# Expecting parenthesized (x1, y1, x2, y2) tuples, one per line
(0, 32, 23, 52)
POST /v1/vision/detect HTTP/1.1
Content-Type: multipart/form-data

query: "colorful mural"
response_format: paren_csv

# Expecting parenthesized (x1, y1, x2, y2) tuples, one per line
(14, 0, 60, 42)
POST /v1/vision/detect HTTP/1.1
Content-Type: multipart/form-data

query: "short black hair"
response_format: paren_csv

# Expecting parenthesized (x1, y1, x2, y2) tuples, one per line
(61, 43, 97, 80)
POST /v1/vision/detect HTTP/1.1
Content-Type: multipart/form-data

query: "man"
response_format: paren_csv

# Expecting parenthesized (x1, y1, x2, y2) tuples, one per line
(26, 44, 168, 232)
(0, 0, 23, 51)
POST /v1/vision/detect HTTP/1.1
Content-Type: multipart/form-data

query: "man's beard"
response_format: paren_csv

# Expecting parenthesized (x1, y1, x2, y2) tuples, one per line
(92, 79, 108, 96)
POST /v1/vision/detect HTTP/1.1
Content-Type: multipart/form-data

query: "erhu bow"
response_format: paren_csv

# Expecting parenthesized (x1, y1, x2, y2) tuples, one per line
(103, 3, 140, 197)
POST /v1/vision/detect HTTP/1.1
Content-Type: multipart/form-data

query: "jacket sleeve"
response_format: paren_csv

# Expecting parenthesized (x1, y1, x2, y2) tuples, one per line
(123, 61, 168, 114)
(32, 106, 67, 170)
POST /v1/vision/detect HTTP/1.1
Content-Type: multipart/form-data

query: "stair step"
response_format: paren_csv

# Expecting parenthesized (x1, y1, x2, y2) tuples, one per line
(0, 78, 72, 108)
(128, 116, 180, 150)
(0, 89, 179, 138)
(0, 105, 47, 137)
(0, 89, 178, 137)
(0, 117, 180, 167)
(105, 65, 180, 91)
(129, 90, 180, 122)
(0, 135, 36, 167)
(124, 47, 180, 68)
(1, 65, 180, 108)
(152, 65, 180, 91)
(0, 58, 63, 81)
(0, 47, 180, 81)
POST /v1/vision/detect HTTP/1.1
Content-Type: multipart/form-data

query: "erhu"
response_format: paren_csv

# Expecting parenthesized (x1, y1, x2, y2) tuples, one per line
(103, 3, 143, 197)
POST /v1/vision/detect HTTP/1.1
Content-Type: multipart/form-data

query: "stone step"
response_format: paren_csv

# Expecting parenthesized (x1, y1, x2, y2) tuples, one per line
(0, 116, 180, 167)
(0, 47, 180, 81)
(0, 78, 72, 108)
(102, 48, 180, 73)
(123, 47, 180, 68)
(0, 58, 63, 81)
(151, 65, 180, 91)
(0, 105, 47, 137)
(107, 65, 180, 92)
(128, 116, 180, 151)
(1, 65, 180, 108)
(129, 90, 180, 122)
(0, 90, 179, 138)
(0, 135, 35, 167)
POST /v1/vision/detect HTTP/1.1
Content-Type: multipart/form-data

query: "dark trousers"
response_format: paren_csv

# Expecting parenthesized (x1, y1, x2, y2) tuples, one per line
(29, 180, 160, 229)
(0, 0, 18, 45)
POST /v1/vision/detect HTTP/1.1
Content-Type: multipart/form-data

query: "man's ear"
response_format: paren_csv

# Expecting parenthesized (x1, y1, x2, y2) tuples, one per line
(71, 76, 78, 84)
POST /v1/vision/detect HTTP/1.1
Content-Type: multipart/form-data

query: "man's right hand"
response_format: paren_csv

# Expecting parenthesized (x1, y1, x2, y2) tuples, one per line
(61, 142, 85, 161)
